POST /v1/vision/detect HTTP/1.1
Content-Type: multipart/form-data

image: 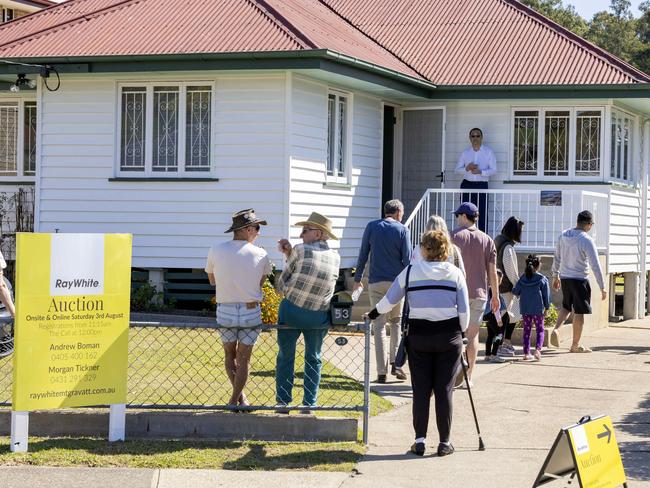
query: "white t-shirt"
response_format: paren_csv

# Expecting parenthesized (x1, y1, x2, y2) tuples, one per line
(205, 240, 272, 303)
(0, 250, 5, 270)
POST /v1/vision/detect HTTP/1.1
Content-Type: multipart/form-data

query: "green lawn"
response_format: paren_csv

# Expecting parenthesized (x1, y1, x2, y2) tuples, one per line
(0, 437, 365, 471)
(0, 326, 392, 418)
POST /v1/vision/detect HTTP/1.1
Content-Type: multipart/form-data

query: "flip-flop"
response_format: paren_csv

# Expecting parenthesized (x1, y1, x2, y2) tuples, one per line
(570, 345, 592, 353)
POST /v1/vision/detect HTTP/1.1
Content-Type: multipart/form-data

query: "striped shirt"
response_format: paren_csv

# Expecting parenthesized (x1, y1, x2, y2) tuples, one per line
(279, 240, 340, 312)
(376, 261, 469, 331)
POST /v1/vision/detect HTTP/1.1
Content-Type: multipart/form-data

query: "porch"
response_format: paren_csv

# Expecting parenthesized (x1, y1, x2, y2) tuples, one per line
(404, 188, 609, 253)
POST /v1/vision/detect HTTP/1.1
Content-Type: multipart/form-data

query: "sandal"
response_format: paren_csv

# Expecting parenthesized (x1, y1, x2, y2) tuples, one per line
(570, 345, 592, 353)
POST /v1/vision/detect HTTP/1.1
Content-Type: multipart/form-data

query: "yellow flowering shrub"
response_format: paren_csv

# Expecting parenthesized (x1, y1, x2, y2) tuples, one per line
(261, 278, 283, 324)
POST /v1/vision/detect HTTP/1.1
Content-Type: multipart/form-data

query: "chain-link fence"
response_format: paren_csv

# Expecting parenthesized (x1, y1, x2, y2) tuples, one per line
(0, 320, 371, 442)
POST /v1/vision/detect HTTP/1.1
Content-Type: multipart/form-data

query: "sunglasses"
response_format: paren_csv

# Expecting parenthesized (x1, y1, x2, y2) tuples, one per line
(248, 224, 261, 231)
(301, 227, 320, 234)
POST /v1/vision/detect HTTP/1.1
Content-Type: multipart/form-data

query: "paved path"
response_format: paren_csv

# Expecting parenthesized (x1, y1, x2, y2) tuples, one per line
(2, 319, 649, 487)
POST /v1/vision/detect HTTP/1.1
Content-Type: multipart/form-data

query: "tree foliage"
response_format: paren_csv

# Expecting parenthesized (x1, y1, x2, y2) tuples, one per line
(523, 0, 650, 76)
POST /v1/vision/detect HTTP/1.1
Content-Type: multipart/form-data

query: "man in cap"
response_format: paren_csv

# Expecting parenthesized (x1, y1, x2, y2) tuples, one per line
(353, 199, 411, 383)
(550, 210, 606, 353)
(205, 209, 271, 409)
(451, 202, 499, 385)
(275, 212, 340, 413)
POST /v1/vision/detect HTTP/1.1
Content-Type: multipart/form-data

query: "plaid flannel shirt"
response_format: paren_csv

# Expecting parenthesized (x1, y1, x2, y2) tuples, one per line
(279, 240, 340, 311)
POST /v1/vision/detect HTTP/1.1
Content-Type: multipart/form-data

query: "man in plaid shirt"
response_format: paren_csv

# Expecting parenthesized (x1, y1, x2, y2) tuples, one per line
(275, 212, 340, 412)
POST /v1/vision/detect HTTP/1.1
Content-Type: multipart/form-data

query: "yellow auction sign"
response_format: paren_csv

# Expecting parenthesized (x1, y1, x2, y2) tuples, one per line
(534, 415, 627, 488)
(568, 416, 626, 488)
(12, 233, 132, 411)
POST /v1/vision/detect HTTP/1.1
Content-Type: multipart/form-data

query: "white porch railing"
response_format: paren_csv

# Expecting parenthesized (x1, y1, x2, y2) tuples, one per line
(404, 189, 609, 252)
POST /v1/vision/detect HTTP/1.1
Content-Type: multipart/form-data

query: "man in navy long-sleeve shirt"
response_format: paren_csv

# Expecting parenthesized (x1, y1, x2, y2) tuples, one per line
(354, 199, 411, 383)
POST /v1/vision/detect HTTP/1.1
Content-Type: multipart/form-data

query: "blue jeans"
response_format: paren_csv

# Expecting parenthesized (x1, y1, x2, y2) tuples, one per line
(275, 327, 329, 406)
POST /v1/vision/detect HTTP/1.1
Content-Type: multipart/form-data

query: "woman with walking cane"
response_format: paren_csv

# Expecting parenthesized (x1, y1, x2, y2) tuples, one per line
(365, 230, 469, 457)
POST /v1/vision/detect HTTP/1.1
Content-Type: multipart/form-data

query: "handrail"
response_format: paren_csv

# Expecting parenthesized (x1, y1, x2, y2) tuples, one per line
(403, 188, 430, 228)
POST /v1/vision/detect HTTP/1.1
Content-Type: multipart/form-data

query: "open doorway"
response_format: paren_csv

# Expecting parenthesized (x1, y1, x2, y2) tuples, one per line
(382, 105, 396, 211)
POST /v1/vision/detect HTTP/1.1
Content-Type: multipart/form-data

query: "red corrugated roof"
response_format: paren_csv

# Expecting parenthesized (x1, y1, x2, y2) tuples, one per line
(0, 0, 421, 78)
(320, 0, 650, 84)
(0, 0, 647, 85)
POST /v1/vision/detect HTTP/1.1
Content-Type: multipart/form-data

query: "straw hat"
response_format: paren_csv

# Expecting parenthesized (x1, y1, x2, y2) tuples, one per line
(294, 212, 338, 240)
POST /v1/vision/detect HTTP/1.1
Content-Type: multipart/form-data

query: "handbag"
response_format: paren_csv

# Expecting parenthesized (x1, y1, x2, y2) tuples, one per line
(394, 264, 412, 368)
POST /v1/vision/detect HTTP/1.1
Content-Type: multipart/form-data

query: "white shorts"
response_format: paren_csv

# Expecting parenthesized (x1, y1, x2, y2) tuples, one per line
(216, 303, 262, 345)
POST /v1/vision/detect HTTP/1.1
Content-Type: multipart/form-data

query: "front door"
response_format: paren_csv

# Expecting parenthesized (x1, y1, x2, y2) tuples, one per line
(400, 108, 445, 216)
(382, 105, 396, 210)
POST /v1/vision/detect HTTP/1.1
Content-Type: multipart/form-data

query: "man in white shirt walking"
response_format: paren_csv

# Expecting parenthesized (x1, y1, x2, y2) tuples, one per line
(454, 128, 497, 232)
(205, 209, 272, 409)
(550, 210, 607, 353)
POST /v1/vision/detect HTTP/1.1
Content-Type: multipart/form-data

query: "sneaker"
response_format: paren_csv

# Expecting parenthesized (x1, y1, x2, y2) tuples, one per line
(523, 353, 534, 361)
(300, 407, 312, 415)
(497, 346, 515, 357)
(490, 355, 506, 363)
(437, 443, 455, 457)
(411, 442, 425, 456)
(550, 329, 560, 347)
(391, 363, 408, 380)
(376, 374, 387, 384)
(533, 349, 542, 361)
(484, 355, 492, 362)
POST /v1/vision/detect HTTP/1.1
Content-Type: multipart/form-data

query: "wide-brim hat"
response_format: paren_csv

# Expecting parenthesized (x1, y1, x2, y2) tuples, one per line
(294, 212, 338, 240)
(225, 208, 267, 232)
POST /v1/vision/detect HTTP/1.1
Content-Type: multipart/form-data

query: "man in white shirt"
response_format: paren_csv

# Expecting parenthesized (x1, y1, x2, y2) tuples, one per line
(454, 128, 497, 232)
(205, 209, 272, 410)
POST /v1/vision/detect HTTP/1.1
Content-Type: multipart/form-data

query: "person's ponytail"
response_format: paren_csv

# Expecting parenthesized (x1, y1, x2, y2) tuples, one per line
(525, 254, 540, 279)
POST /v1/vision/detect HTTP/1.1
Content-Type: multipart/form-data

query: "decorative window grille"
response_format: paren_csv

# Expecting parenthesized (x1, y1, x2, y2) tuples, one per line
(118, 83, 213, 176)
(0, 103, 18, 176)
(23, 102, 37, 176)
(327, 92, 349, 179)
(544, 111, 569, 176)
(511, 107, 603, 180)
(120, 87, 146, 171)
(513, 111, 538, 176)
(575, 110, 601, 176)
(152, 86, 179, 172)
(185, 86, 211, 172)
(610, 109, 634, 182)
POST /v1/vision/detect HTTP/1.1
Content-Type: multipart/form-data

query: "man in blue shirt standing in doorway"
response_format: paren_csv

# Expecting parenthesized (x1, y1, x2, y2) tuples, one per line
(353, 199, 412, 383)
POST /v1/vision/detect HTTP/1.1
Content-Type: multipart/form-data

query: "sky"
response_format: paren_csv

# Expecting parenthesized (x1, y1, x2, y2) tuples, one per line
(568, 0, 643, 19)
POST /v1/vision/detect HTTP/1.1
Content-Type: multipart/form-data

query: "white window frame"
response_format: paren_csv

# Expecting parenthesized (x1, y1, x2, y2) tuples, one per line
(116, 81, 216, 178)
(609, 108, 637, 184)
(509, 106, 605, 181)
(0, 98, 37, 181)
(326, 89, 352, 184)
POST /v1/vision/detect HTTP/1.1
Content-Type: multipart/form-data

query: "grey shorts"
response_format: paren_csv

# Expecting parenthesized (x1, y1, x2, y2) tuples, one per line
(216, 303, 262, 346)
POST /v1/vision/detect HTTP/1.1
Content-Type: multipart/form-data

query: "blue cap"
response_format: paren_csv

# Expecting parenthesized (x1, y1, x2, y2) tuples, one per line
(453, 202, 479, 217)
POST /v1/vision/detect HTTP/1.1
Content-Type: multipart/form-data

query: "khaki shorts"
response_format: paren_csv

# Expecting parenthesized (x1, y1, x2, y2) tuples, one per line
(468, 298, 487, 326)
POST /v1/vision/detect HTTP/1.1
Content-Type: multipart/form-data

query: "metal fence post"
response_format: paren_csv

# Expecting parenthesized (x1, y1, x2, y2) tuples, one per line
(362, 317, 371, 445)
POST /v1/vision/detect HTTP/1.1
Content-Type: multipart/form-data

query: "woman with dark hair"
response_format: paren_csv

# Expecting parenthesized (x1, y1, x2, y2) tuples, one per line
(493, 216, 524, 357)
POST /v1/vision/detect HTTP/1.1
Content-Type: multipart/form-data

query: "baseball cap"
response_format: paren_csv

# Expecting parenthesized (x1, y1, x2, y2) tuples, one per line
(453, 202, 479, 217)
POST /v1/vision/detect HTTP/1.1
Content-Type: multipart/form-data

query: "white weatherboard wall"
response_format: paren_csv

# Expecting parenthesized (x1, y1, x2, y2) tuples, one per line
(37, 74, 287, 269)
(609, 188, 642, 273)
(288, 76, 382, 268)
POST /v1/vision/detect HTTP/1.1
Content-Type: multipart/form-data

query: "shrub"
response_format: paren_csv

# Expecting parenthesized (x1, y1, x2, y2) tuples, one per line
(261, 278, 282, 324)
(545, 303, 558, 328)
(131, 282, 166, 312)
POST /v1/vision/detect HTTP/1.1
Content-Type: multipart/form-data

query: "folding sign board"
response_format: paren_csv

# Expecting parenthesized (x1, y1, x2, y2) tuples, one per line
(534, 415, 627, 488)
(12, 233, 132, 411)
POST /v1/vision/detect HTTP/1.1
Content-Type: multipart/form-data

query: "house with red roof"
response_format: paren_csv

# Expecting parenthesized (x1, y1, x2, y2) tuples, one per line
(0, 0, 649, 320)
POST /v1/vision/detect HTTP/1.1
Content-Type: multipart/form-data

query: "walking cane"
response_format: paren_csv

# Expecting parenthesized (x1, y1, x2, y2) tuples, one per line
(460, 335, 486, 451)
